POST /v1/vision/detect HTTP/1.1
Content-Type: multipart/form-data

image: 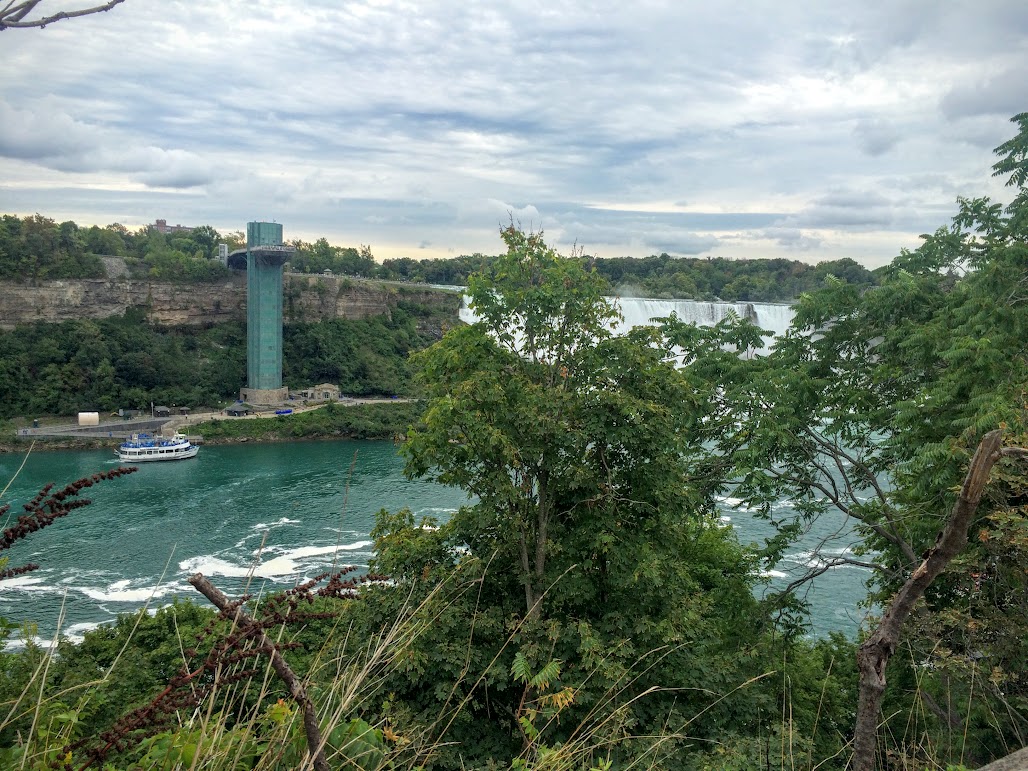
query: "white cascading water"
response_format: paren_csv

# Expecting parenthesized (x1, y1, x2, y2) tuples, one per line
(460, 296, 796, 356)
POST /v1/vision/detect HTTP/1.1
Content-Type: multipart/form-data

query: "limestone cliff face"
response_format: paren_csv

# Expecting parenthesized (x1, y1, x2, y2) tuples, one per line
(281, 274, 461, 324)
(0, 274, 461, 330)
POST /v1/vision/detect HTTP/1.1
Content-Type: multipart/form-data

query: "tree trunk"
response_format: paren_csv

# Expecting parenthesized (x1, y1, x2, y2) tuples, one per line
(852, 430, 1005, 771)
(531, 471, 550, 621)
(519, 533, 537, 618)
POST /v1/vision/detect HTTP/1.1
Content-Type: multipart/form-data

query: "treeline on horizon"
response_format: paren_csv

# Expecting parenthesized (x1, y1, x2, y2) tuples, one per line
(0, 212, 876, 302)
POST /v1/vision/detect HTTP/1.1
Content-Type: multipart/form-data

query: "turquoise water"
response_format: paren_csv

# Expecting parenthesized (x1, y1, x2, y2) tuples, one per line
(0, 441, 872, 644)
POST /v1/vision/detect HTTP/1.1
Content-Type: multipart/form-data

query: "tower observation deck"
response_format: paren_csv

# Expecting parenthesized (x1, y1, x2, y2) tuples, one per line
(238, 222, 296, 404)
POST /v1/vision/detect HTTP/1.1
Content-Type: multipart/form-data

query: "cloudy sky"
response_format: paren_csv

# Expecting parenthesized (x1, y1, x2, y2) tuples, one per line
(2, 1, 1027, 266)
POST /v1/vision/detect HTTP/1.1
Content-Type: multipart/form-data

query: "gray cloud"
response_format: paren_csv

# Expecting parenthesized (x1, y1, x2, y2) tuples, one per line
(0, 1, 1023, 266)
(941, 67, 1028, 120)
(854, 119, 901, 157)
(781, 190, 899, 230)
(759, 228, 826, 252)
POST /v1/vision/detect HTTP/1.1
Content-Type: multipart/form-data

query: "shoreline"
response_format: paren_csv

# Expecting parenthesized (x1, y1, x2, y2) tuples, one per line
(0, 433, 402, 454)
(1, 400, 421, 453)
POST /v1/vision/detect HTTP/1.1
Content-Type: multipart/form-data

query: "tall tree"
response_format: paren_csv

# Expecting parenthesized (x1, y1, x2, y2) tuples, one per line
(373, 226, 793, 767)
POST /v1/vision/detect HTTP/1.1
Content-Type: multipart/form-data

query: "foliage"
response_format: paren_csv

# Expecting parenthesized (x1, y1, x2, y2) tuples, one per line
(6, 117, 1028, 769)
(283, 305, 446, 398)
(0, 214, 105, 280)
(0, 601, 218, 752)
(288, 238, 377, 277)
(195, 401, 423, 442)
(0, 561, 404, 769)
(0, 214, 236, 283)
(698, 113, 1028, 766)
(595, 253, 876, 302)
(0, 305, 445, 421)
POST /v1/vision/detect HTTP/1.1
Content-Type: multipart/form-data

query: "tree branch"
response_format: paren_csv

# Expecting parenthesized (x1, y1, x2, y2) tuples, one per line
(188, 573, 330, 771)
(0, 0, 125, 30)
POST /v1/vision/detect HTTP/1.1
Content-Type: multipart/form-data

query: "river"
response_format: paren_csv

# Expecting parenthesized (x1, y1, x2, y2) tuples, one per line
(0, 439, 872, 647)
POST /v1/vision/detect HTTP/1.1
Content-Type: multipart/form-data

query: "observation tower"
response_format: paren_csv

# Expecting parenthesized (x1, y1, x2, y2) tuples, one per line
(237, 221, 295, 405)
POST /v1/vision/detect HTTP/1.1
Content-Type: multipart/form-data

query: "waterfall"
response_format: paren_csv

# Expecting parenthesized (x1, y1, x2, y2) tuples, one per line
(459, 296, 795, 356)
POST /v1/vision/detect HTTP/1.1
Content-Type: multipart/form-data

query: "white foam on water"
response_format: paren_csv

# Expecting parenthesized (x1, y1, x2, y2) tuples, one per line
(179, 555, 265, 578)
(63, 621, 102, 643)
(715, 496, 754, 511)
(251, 556, 301, 576)
(79, 580, 186, 602)
(180, 537, 374, 581)
(283, 542, 371, 559)
(60, 570, 111, 585)
(5, 620, 105, 651)
(252, 517, 301, 531)
(783, 548, 868, 571)
(761, 570, 789, 579)
(0, 575, 55, 592)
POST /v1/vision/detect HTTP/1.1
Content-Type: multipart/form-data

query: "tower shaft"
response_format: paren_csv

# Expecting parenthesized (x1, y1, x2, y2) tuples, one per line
(241, 222, 294, 404)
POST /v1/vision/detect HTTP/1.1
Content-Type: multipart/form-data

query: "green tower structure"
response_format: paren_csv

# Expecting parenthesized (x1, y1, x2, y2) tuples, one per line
(241, 221, 295, 404)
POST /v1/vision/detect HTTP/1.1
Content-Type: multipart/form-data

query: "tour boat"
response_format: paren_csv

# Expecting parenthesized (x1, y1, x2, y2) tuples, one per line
(116, 432, 198, 462)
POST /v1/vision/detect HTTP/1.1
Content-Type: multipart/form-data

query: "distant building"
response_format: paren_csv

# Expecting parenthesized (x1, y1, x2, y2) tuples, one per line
(152, 219, 194, 235)
(297, 383, 340, 402)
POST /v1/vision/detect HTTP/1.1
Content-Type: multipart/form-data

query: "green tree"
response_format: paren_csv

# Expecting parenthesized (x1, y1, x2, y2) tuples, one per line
(188, 224, 221, 257)
(368, 227, 806, 767)
(405, 226, 636, 620)
(83, 224, 126, 256)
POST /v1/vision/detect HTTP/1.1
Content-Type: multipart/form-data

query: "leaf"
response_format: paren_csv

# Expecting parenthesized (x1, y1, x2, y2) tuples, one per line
(530, 659, 561, 690)
(510, 651, 532, 684)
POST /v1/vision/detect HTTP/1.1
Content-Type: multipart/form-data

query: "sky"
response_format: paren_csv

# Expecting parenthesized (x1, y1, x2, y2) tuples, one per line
(2, 1, 1027, 267)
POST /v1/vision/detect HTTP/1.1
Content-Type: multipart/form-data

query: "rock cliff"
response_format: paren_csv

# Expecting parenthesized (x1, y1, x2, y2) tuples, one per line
(0, 273, 461, 330)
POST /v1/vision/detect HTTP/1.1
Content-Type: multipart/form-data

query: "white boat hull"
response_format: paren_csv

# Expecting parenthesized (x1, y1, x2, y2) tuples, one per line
(117, 445, 198, 462)
(115, 432, 199, 463)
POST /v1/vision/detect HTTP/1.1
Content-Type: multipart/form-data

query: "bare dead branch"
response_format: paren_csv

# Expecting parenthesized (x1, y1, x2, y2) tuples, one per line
(852, 430, 1012, 771)
(0, 0, 125, 30)
(188, 572, 331, 771)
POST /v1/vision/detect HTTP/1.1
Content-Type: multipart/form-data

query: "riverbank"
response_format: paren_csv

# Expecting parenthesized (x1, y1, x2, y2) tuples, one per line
(193, 400, 423, 442)
(0, 400, 424, 453)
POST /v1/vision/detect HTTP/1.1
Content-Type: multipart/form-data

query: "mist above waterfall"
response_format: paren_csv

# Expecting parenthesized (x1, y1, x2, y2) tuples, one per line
(460, 295, 795, 356)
